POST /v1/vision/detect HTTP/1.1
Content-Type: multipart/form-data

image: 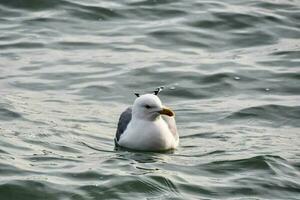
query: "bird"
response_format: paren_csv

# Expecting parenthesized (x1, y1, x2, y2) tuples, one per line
(115, 89, 179, 151)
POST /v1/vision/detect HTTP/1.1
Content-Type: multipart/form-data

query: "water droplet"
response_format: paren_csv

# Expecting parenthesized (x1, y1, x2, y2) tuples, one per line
(234, 76, 240, 80)
(265, 88, 270, 91)
(13, 56, 20, 60)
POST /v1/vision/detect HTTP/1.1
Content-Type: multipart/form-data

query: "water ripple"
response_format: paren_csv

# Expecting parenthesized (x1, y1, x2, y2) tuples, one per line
(0, 0, 300, 199)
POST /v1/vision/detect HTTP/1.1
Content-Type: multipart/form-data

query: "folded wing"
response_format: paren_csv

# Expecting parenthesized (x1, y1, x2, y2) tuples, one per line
(115, 107, 132, 144)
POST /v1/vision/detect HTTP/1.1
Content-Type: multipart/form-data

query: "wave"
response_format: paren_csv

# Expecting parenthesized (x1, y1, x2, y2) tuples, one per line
(0, 108, 22, 121)
(222, 104, 300, 126)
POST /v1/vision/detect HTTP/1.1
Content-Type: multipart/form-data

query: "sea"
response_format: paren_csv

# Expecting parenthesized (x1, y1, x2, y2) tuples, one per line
(0, 0, 299, 199)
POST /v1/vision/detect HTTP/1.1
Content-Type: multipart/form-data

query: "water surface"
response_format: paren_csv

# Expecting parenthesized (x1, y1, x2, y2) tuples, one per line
(0, 0, 300, 199)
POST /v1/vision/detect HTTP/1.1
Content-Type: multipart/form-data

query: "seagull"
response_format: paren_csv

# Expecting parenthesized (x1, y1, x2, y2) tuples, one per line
(115, 90, 179, 151)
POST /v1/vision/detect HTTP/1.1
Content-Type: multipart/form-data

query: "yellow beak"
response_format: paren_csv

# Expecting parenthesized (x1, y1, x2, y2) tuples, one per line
(159, 107, 175, 117)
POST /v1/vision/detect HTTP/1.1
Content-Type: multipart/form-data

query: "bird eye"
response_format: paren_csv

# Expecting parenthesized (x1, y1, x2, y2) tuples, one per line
(145, 105, 151, 109)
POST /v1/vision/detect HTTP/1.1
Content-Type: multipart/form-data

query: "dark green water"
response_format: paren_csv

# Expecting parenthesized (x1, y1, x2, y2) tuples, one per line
(0, 0, 300, 199)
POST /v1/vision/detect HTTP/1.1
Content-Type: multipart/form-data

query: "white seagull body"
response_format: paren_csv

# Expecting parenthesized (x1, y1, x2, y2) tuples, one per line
(115, 94, 179, 151)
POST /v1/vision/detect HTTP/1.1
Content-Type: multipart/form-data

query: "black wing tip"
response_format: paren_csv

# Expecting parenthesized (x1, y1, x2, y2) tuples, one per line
(153, 86, 164, 95)
(134, 86, 164, 97)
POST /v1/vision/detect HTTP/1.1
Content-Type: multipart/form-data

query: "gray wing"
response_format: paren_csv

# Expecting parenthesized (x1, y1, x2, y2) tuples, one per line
(162, 115, 178, 139)
(115, 107, 132, 143)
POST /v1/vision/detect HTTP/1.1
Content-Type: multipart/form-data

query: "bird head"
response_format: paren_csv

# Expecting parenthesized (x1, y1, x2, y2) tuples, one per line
(132, 94, 174, 121)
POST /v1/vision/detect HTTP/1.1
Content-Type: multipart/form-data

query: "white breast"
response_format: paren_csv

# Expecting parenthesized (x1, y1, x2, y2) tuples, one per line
(118, 117, 178, 151)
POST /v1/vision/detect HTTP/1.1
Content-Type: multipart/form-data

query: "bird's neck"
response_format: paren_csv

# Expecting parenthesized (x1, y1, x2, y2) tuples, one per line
(132, 115, 161, 122)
